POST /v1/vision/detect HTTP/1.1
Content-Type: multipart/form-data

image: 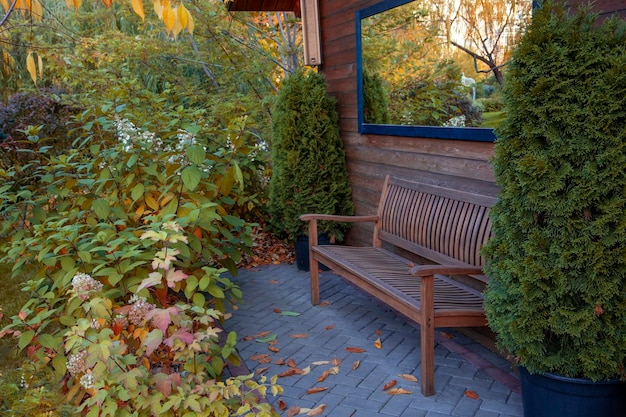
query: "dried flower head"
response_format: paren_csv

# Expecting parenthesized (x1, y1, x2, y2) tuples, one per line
(71, 273, 103, 301)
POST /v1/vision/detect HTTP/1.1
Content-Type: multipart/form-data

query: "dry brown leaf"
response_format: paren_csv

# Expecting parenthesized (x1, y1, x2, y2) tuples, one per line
(383, 380, 398, 391)
(255, 331, 272, 338)
(307, 404, 326, 416)
(275, 358, 285, 365)
(256, 366, 269, 375)
(243, 335, 255, 341)
(440, 331, 455, 339)
(331, 358, 342, 366)
(399, 374, 418, 382)
(375, 329, 382, 336)
(306, 387, 328, 395)
(273, 308, 282, 313)
(320, 301, 330, 307)
(278, 399, 287, 411)
(386, 388, 413, 395)
(374, 338, 383, 349)
(268, 346, 280, 353)
(465, 389, 480, 400)
(352, 360, 360, 370)
(290, 333, 308, 339)
(250, 354, 270, 362)
(287, 358, 298, 368)
(278, 369, 299, 378)
(325, 325, 335, 330)
(346, 347, 366, 353)
(286, 406, 300, 417)
(269, 279, 279, 284)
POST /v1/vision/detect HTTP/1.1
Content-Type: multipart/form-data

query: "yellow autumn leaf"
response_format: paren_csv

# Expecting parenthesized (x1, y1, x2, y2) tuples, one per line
(170, 8, 183, 38)
(26, 52, 37, 84)
(73, 0, 82, 9)
(162, 1, 175, 34)
(374, 337, 382, 349)
(177, 2, 188, 29)
(131, 0, 145, 20)
(186, 12, 194, 35)
(152, 0, 163, 19)
(31, 0, 43, 20)
(37, 53, 43, 78)
(0, 0, 8, 11)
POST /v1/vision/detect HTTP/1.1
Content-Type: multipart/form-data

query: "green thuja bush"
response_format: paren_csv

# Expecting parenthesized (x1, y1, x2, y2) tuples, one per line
(268, 69, 354, 241)
(362, 70, 390, 124)
(484, 1, 626, 380)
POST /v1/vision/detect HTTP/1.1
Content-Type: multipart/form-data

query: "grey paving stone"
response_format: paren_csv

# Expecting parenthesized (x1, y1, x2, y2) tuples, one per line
(225, 264, 522, 417)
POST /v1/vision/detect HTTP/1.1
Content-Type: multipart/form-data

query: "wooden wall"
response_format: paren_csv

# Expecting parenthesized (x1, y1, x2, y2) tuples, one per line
(318, 0, 499, 247)
(316, 0, 623, 247)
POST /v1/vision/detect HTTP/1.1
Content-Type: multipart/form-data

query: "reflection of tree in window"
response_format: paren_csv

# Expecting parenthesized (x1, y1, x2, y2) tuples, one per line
(361, 0, 532, 129)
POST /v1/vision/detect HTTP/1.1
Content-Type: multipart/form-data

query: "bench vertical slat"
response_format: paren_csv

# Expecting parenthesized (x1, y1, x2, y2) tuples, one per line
(421, 273, 436, 396)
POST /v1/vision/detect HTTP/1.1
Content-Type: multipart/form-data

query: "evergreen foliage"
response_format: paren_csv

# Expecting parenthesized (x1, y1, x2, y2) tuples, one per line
(484, 1, 626, 381)
(268, 69, 354, 241)
(363, 70, 391, 124)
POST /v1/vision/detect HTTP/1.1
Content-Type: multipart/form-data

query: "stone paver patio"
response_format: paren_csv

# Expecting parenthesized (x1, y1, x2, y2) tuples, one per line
(225, 263, 522, 417)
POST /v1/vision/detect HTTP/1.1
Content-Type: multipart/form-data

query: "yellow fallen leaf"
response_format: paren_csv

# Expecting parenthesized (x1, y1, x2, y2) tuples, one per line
(374, 337, 383, 349)
(399, 374, 418, 382)
(386, 388, 413, 395)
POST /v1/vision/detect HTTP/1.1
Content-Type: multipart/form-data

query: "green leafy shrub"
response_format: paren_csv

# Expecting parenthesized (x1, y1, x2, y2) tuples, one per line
(362, 70, 391, 124)
(484, 1, 626, 381)
(268, 69, 354, 242)
(0, 106, 279, 415)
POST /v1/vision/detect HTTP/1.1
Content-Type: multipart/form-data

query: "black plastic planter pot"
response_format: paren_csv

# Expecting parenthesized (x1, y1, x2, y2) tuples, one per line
(295, 234, 331, 272)
(519, 366, 626, 417)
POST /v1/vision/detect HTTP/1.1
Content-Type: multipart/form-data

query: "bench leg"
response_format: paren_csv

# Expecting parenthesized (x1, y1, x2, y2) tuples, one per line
(420, 274, 435, 396)
(308, 226, 321, 305)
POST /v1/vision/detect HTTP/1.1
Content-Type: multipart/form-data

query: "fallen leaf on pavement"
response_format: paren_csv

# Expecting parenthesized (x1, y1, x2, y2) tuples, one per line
(290, 333, 308, 339)
(346, 347, 366, 353)
(376, 329, 382, 336)
(268, 346, 280, 353)
(331, 358, 341, 366)
(312, 361, 330, 366)
(269, 280, 279, 285)
(273, 308, 282, 313)
(374, 338, 382, 349)
(287, 358, 298, 368)
(286, 406, 300, 417)
(275, 358, 285, 365)
(399, 374, 418, 382)
(325, 325, 335, 330)
(307, 404, 326, 416)
(352, 360, 360, 370)
(256, 366, 269, 375)
(383, 380, 397, 391)
(320, 301, 330, 307)
(386, 388, 413, 395)
(278, 400, 287, 411)
(465, 389, 480, 400)
(306, 387, 328, 395)
(440, 331, 455, 339)
(278, 369, 299, 378)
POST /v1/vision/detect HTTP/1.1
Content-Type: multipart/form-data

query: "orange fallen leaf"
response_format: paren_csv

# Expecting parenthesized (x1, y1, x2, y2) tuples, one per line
(275, 358, 285, 365)
(306, 387, 328, 395)
(346, 347, 366, 353)
(243, 335, 255, 341)
(268, 346, 280, 353)
(325, 325, 335, 330)
(255, 331, 272, 338)
(375, 329, 382, 336)
(290, 333, 308, 339)
(399, 374, 418, 382)
(317, 366, 339, 382)
(287, 358, 298, 368)
(286, 406, 300, 417)
(250, 354, 270, 362)
(386, 388, 413, 395)
(256, 366, 269, 375)
(383, 380, 398, 391)
(278, 369, 299, 377)
(320, 301, 330, 307)
(374, 338, 383, 349)
(307, 404, 326, 416)
(273, 308, 282, 313)
(352, 360, 360, 370)
(465, 389, 480, 400)
(278, 399, 287, 411)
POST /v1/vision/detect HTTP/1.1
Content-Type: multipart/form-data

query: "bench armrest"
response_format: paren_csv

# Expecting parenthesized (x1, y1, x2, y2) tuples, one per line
(299, 214, 379, 223)
(409, 264, 484, 277)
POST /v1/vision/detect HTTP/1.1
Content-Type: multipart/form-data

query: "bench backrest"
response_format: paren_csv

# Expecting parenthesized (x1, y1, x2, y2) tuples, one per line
(374, 176, 497, 269)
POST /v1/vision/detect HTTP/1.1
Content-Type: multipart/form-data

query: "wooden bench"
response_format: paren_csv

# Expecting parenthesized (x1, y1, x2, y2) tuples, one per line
(300, 175, 496, 396)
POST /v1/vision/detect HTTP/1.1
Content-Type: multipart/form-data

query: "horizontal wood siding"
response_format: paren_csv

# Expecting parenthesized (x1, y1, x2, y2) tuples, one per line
(318, 0, 498, 247)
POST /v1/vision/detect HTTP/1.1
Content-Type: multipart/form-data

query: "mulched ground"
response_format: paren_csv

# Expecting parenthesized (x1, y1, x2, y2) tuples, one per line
(238, 224, 295, 269)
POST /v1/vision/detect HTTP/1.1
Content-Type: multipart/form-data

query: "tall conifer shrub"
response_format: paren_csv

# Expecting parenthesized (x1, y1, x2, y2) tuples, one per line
(268, 69, 354, 241)
(484, 1, 626, 381)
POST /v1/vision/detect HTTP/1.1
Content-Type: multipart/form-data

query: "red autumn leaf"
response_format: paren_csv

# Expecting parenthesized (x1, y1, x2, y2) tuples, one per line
(383, 380, 398, 391)
(465, 389, 480, 400)
(101, 0, 112, 7)
(306, 387, 328, 395)
(278, 400, 287, 411)
(346, 346, 366, 353)
(112, 321, 123, 336)
(273, 308, 282, 313)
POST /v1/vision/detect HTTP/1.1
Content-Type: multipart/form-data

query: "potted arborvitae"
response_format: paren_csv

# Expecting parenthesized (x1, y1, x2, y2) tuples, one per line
(268, 68, 354, 271)
(483, 2, 626, 416)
